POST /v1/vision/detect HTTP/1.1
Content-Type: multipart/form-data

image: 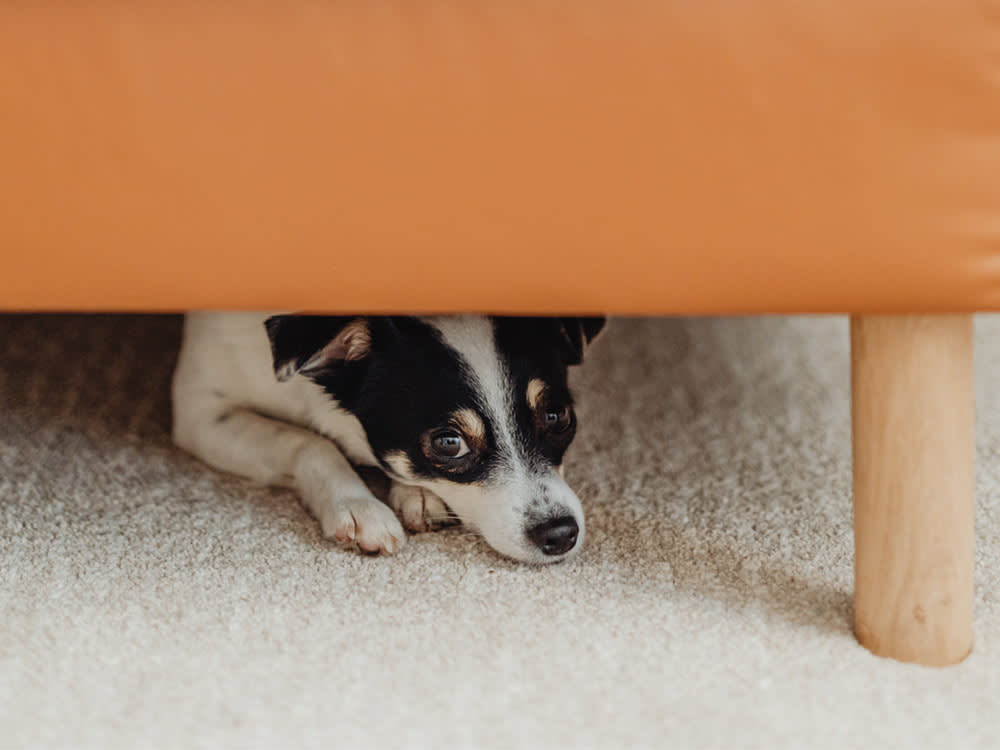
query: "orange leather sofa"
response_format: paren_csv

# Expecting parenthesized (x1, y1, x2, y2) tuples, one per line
(2, 2, 998, 667)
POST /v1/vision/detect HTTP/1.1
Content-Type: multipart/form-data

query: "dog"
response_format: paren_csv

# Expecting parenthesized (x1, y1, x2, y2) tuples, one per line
(171, 313, 604, 564)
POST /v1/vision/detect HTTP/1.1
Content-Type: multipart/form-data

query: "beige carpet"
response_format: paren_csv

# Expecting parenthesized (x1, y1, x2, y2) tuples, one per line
(2, 313, 999, 749)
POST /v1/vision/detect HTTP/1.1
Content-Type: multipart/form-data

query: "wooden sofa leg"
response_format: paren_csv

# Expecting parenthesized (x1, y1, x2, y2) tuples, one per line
(850, 315, 975, 666)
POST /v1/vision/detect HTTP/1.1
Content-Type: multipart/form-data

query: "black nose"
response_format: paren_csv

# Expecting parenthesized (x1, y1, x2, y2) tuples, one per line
(527, 516, 579, 556)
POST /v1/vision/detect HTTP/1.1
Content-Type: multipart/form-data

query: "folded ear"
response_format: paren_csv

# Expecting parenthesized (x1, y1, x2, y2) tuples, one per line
(263, 314, 371, 382)
(557, 316, 606, 365)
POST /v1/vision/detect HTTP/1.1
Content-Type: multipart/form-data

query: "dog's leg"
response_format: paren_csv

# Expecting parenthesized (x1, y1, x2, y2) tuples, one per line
(174, 406, 405, 554)
(387, 482, 459, 533)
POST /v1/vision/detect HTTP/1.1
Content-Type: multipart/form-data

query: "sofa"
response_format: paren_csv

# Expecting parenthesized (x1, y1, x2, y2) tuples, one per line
(2, 1, 998, 667)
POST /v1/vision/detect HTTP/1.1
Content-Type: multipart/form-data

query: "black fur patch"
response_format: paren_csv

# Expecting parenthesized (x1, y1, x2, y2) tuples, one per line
(263, 314, 605, 486)
(492, 316, 587, 467)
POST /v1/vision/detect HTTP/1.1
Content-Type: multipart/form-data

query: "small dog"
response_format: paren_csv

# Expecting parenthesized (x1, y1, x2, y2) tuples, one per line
(171, 313, 604, 564)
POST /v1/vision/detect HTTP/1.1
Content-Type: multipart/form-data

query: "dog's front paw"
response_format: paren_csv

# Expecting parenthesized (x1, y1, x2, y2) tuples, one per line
(388, 483, 458, 533)
(315, 494, 406, 555)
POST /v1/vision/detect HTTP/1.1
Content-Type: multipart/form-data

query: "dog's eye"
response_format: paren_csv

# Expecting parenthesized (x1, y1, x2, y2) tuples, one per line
(543, 406, 573, 434)
(431, 431, 470, 459)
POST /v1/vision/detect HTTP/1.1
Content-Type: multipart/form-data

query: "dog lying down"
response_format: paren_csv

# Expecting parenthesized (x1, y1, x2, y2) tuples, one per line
(171, 313, 605, 564)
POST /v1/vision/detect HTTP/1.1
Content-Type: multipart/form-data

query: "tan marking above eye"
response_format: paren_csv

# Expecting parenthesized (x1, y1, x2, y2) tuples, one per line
(451, 408, 487, 452)
(526, 378, 547, 410)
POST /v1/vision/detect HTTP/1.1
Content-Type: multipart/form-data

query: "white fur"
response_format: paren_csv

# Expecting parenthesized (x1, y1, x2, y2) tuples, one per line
(172, 312, 584, 563)
(172, 312, 404, 554)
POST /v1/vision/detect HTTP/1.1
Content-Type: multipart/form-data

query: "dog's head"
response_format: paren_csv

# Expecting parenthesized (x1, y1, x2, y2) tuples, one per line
(264, 314, 605, 564)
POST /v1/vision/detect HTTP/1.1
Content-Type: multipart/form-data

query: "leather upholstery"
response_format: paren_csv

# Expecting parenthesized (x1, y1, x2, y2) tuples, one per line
(2, 2, 997, 314)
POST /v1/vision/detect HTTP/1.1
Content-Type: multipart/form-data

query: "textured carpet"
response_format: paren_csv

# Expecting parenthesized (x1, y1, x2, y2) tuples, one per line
(2, 314, 999, 749)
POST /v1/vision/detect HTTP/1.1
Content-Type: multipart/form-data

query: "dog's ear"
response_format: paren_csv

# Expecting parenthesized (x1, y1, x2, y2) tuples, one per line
(556, 316, 606, 365)
(264, 315, 371, 382)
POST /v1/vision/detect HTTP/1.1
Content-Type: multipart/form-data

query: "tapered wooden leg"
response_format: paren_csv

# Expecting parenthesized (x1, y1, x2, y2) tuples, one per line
(850, 314, 974, 666)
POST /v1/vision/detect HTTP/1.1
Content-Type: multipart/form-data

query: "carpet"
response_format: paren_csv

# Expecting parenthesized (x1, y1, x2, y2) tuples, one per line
(1, 313, 998, 749)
